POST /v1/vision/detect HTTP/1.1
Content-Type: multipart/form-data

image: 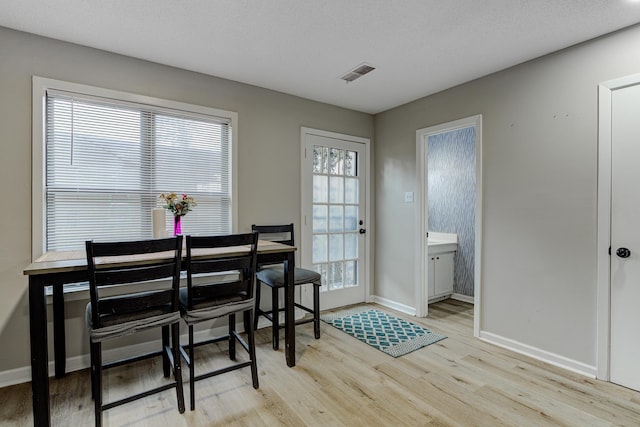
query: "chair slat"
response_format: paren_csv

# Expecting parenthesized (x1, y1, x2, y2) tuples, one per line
(190, 280, 250, 300)
(251, 224, 294, 246)
(94, 263, 177, 287)
(188, 233, 256, 249)
(99, 289, 175, 316)
(89, 237, 180, 257)
(190, 256, 253, 275)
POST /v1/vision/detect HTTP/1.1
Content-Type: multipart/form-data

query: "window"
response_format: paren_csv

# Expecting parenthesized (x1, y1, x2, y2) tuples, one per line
(32, 77, 238, 257)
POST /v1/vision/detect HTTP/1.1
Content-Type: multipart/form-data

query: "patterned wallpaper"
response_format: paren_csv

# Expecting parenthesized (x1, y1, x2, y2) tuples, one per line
(427, 126, 476, 296)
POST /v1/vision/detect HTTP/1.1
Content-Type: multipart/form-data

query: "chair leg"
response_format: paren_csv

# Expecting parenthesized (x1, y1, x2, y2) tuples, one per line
(246, 309, 259, 389)
(171, 323, 185, 414)
(253, 281, 262, 331)
(188, 325, 196, 411)
(243, 310, 251, 334)
(162, 325, 170, 378)
(94, 341, 103, 427)
(271, 286, 279, 350)
(313, 284, 321, 339)
(229, 313, 236, 361)
(90, 340, 97, 400)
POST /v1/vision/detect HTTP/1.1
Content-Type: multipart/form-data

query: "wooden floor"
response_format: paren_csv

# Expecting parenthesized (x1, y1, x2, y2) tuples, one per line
(2, 300, 640, 426)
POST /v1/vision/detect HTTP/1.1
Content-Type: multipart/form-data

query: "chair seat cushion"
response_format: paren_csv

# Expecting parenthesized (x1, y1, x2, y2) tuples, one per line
(86, 303, 180, 343)
(257, 266, 321, 287)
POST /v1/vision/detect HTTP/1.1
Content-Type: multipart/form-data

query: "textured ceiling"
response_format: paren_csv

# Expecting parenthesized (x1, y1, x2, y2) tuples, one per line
(1, 0, 640, 113)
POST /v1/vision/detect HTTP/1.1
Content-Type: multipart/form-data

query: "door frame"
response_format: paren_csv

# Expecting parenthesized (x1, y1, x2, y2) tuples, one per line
(596, 73, 640, 381)
(300, 127, 372, 305)
(415, 115, 482, 338)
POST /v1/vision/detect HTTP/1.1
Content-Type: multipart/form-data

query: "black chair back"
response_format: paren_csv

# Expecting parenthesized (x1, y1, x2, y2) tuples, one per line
(85, 236, 183, 329)
(251, 223, 295, 267)
(184, 232, 259, 311)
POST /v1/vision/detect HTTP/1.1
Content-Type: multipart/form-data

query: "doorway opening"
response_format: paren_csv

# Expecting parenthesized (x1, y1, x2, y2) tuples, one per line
(415, 115, 482, 337)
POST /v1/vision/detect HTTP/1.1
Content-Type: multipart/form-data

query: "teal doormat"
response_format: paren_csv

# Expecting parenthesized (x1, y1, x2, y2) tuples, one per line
(321, 308, 446, 357)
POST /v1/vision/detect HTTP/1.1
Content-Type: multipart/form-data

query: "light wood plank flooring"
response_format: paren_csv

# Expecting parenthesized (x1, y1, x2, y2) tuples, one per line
(2, 300, 640, 426)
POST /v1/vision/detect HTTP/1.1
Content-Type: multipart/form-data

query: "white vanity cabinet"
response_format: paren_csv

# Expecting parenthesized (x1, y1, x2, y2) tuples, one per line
(427, 232, 457, 302)
(428, 251, 455, 302)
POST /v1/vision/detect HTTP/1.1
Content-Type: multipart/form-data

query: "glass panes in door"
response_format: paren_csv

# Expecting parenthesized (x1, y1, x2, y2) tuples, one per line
(312, 145, 359, 292)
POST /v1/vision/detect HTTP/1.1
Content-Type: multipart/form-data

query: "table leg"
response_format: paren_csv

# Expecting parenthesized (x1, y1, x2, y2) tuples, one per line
(29, 277, 51, 426)
(52, 285, 66, 378)
(284, 253, 296, 367)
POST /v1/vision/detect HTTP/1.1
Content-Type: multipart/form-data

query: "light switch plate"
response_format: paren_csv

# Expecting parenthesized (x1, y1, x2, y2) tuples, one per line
(404, 191, 414, 203)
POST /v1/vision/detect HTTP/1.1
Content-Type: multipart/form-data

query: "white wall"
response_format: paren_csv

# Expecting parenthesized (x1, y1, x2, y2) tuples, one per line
(374, 24, 640, 371)
(0, 26, 373, 376)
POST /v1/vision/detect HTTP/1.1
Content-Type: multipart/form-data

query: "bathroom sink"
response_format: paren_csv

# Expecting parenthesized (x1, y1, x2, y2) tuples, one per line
(427, 232, 458, 254)
(428, 241, 458, 254)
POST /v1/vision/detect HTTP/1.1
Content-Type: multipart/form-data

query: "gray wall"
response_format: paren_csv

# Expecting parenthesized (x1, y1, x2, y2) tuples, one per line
(428, 126, 476, 296)
(374, 23, 640, 367)
(0, 26, 373, 373)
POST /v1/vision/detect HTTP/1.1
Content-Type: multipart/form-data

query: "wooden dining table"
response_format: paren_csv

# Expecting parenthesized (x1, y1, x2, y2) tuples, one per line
(23, 239, 297, 427)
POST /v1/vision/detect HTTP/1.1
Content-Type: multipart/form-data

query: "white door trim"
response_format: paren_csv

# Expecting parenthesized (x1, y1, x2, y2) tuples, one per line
(300, 127, 372, 304)
(596, 73, 640, 381)
(415, 115, 482, 338)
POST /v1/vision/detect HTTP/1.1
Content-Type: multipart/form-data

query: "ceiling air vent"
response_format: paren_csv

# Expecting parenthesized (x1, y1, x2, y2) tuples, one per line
(340, 63, 376, 83)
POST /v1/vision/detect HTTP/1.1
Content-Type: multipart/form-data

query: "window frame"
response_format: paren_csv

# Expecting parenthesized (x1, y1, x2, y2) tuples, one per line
(32, 76, 238, 260)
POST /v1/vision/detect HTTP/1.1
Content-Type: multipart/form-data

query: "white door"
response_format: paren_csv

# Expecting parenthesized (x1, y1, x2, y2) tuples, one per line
(610, 82, 640, 392)
(301, 129, 368, 310)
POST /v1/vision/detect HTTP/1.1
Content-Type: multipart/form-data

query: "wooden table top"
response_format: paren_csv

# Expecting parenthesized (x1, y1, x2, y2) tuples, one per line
(24, 239, 296, 276)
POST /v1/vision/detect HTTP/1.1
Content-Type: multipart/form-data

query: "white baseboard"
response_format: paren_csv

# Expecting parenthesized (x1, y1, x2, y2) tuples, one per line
(370, 294, 474, 317)
(450, 293, 474, 304)
(0, 365, 40, 389)
(479, 330, 597, 378)
(340, 296, 595, 380)
(370, 295, 416, 316)
(0, 313, 297, 389)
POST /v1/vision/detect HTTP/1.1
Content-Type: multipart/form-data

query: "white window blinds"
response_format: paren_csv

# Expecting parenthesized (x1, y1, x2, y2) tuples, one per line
(45, 89, 233, 251)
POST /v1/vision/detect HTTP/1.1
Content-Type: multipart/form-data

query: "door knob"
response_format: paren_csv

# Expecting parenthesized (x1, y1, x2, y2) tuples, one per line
(616, 247, 631, 258)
